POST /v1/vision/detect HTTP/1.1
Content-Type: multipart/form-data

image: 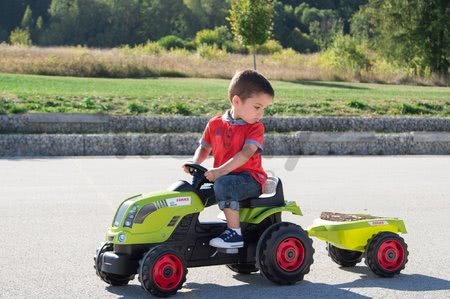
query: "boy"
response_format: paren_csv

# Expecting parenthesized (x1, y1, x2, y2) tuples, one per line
(183, 69, 274, 249)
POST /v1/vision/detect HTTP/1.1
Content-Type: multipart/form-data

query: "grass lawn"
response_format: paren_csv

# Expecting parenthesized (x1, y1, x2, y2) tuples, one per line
(0, 72, 449, 116)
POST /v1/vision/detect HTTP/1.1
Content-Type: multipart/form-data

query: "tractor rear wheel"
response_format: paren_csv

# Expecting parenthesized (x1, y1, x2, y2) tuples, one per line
(256, 222, 314, 285)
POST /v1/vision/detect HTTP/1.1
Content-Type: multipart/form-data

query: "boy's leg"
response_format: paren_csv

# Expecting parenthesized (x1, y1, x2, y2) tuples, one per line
(223, 208, 240, 228)
(209, 172, 261, 249)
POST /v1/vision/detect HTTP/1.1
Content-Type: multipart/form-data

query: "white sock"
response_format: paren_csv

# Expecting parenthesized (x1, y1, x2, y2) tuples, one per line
(231, 227, 242, 235)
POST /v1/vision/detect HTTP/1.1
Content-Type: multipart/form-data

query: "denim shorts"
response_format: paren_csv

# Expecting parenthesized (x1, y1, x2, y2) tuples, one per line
(212, 172, 262, 211)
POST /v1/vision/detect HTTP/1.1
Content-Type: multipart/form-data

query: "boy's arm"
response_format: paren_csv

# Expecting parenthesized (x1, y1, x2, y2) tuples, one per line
(183, 145, 211, 173)
(205, 144, 257, 181)
(192, 145, 211, 164)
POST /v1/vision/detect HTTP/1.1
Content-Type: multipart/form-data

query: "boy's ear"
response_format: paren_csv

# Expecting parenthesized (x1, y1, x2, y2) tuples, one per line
(231, 95, 241, 106)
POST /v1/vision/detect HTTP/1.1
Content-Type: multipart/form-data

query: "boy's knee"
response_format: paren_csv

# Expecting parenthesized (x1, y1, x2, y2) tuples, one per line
(218, 200, 239, 211)
(214, 176, 239, 211)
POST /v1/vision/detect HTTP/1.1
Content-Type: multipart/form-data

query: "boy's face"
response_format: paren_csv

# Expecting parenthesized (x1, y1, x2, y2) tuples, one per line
(232, 93, 273, 124)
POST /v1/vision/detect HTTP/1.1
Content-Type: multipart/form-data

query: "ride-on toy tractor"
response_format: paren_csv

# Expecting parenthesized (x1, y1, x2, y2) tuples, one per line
(94, 163, 314, 297)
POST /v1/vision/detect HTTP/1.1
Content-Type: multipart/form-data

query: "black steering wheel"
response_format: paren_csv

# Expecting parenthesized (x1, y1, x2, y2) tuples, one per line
(184, 162, 211, 189)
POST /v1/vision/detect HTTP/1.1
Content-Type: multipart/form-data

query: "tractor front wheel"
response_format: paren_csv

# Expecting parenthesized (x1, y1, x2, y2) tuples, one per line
(94, 242, 135, 286)
(139, 246, 187, 297)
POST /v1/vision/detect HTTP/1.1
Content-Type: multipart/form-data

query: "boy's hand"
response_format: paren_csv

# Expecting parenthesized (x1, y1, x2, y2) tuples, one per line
(205, 168, 228, 182)
(182, 162, 195, 174)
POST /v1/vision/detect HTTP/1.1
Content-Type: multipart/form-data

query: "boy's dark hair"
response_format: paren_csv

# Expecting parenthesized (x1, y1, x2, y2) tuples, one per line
(228, 69, 274, 102)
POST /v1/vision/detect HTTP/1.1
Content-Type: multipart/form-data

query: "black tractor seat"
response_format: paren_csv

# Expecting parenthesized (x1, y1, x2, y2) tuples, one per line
(239, 177, 285, 208)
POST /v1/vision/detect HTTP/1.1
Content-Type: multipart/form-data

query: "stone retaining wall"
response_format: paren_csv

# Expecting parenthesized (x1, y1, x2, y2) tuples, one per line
(1, 114, 449, 156)
(1, 132, 449, 156)
(1, 114, 449, 133)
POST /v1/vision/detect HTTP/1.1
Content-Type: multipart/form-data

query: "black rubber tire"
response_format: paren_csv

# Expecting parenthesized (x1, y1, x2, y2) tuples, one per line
(365, 232, 409, 277)
(226, 263, 259, 274)
(256, 222, 314, 285)
(139, 246, 187, 297)
(327, 243, 363, 267)
(94, 242, 135, 286)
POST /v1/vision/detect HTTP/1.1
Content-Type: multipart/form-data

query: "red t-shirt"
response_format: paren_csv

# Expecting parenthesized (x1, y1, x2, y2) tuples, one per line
(200, 111, 267, 189)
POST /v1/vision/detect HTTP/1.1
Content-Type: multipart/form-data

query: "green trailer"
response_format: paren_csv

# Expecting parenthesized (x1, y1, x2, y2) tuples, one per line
(307, 212, 409, 277)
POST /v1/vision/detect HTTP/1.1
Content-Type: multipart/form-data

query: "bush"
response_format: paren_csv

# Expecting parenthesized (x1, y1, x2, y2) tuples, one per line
(272, 48, 302, 64)
(158, 35, 185, 50)
(141, 41, 165, 55)
(195, 29, 221, 46)
(9, 28, 32, 46)
(128, 101, 148, 114)
(223, 40, 248, 54)
(195, 26, 233, 50)
(10, 104, 28, 114)
(348, 100, 369, 109)
(256, 40, 283, 55)
(400, 103, 427, 115)
(197, 44, 227, 60)
(321, 34, 370, 73)
(184, 40, 197, 51)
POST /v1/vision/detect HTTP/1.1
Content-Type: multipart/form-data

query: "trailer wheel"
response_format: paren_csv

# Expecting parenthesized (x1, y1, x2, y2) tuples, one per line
(365, 232, 408, 277)
(327, 243, 363, 267)
(256, 222, 314, 285)
(139, 246, 187, 297)
(226, 263, 259, 274)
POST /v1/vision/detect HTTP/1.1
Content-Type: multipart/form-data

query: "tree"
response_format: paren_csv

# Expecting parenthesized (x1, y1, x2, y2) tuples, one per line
(0, 0, 27, 36)
(308, 9, 343, 49)
(184, 0, 230, 29)
(140, 0, 195, 41)
(350, 8, 371, 43)
(363, 0, 450, 76)
(41, 0, 110, 46)
(229, 0, 274, 70)
(21, 5, 34, 30)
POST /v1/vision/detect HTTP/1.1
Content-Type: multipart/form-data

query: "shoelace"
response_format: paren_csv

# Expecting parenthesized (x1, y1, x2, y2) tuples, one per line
(222, 229, 237, 240)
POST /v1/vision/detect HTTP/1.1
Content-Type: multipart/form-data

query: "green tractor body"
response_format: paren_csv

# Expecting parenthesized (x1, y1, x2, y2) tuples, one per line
(108, 190, 302, 246)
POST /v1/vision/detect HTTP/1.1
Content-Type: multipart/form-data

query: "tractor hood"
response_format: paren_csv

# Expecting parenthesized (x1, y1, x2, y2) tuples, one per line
(107, 190, 204, 245)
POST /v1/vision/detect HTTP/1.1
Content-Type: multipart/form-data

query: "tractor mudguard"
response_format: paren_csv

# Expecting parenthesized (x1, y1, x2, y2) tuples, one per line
(240, 201, 302, 224)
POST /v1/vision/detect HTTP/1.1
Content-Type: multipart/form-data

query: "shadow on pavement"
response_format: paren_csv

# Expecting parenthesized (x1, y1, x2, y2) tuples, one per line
(105, 270, 450, 298)
(335, 267, 450, 292)
(184, 281, 370, 299)
(106, 276, 369, 299)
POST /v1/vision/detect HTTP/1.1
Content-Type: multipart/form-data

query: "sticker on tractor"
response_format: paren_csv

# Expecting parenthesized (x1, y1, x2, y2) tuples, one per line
(368, 220, 388, 226)
(166, 196, 192, 207)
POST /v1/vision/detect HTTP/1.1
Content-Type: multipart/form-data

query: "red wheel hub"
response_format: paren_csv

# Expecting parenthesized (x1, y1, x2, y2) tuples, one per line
(377, 239, 405, 271)
(276, 237, 305, 272)
(152, 254, 183, 291)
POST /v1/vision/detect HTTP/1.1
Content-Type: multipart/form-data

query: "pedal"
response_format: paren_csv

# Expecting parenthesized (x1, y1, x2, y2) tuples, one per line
(217, 247, 239, 254)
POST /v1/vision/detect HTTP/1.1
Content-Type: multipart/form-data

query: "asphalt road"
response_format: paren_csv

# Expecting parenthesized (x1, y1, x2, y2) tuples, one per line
(0, 156, 449, 298)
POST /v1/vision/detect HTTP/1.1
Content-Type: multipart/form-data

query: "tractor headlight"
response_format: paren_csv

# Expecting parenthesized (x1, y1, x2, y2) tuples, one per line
(118, 233, 126, 243)
(123, 205, 140, 228)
